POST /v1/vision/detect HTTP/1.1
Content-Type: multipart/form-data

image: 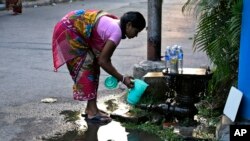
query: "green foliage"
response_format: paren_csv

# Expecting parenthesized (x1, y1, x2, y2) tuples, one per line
(127, 107, 146, 116)
(182, 0, 242, 112)
(123, 122, 182, 141)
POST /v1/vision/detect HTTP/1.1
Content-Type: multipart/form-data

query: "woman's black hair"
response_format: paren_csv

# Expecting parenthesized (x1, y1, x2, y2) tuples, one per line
(120, 11, 146, 39)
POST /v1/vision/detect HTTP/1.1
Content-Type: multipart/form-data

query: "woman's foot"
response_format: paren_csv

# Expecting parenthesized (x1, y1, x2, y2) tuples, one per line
(85, 113, 112, 125)
(83, 109, 110, 117)
(84, 99, 111, 124)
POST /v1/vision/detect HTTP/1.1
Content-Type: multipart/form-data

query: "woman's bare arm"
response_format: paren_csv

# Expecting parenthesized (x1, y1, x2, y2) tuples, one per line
(98, 40, 134, 88)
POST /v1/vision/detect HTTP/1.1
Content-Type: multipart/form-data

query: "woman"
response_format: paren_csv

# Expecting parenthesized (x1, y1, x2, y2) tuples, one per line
(52, 9, 146, 124)
(6, 0, 22, 15)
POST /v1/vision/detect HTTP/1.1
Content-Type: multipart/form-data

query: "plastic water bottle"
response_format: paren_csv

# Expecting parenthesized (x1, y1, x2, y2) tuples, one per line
(169, 46, 178, 73)
(177, 46, 183, 72)
(164, 46, 170, 71)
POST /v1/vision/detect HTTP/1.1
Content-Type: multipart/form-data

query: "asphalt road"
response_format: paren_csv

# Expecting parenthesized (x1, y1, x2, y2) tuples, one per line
(0, 0, 209, 140)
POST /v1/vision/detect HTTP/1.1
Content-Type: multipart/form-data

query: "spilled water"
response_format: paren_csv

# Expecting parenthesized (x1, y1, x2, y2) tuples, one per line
(44, 110, 162, 141)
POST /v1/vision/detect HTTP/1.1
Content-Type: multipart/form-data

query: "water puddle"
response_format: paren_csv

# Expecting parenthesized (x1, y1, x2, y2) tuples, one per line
(44, 110, 161, 141)
(40, 91, 214, 141)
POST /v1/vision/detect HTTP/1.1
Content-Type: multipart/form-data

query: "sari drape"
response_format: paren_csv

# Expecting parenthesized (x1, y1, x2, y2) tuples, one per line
(52, 9, 118, 101)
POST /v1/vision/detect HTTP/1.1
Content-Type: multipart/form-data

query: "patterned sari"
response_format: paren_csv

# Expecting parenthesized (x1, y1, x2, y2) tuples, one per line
(52, 9, 117, 101)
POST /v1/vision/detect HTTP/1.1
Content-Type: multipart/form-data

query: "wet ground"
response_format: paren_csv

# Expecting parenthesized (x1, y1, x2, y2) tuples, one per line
(41, 91, 162, 141)
(45, 118, 162, 141)
(40, 90, 215, 141)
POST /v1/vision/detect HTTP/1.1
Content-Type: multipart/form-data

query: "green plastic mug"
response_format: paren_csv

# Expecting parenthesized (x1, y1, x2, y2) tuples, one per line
(104, 76, 118, 89)
(127, 79, 149, 105)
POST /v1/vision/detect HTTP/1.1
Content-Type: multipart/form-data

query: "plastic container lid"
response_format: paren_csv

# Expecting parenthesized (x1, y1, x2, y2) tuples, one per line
(104, 76, 118, 89)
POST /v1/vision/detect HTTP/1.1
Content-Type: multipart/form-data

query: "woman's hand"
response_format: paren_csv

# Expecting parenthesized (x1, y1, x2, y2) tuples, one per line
(123, 76, 134, 89)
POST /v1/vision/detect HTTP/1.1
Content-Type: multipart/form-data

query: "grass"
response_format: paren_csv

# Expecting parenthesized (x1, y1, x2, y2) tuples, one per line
(60, 110, 81, 122)
(123, 122, 182, 141)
